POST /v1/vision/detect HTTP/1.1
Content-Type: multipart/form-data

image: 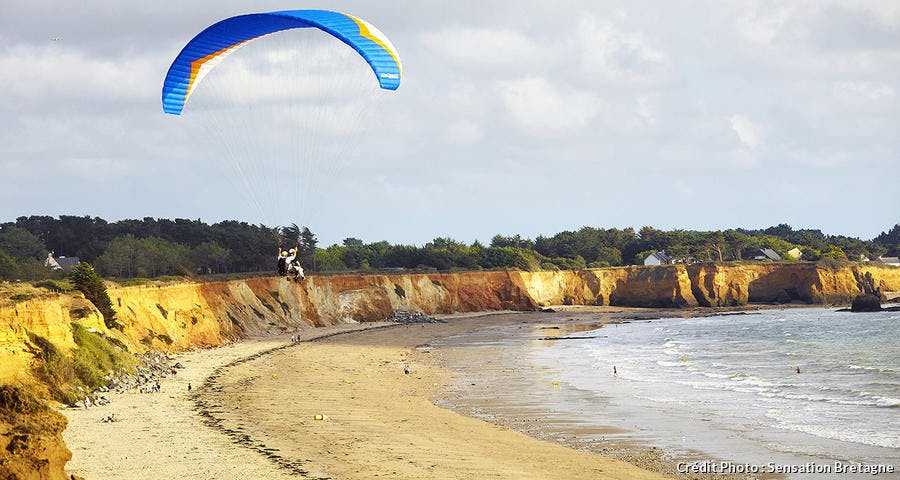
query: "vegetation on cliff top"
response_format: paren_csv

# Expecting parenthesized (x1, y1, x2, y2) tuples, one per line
(0, 216, 897, 280)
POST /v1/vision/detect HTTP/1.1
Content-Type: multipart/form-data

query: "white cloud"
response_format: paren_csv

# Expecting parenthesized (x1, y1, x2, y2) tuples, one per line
(832, 81, 895, 101)
(574, 15, 670, 87)
(446, 120, 482, 144)
(0, 45, 157, 106)
(631, 95, 658, 128)
(495, 76, 602, 136)
(729, 114, 763, 149)
(421, 27, 553, 73)
(736, 3, 799, 48)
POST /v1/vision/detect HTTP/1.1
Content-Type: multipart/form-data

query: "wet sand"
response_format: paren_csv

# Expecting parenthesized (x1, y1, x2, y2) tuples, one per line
(198, 311, 672, 479)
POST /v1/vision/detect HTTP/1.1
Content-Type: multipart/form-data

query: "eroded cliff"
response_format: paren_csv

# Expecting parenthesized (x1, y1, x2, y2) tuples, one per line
(1, 263, 899, 479)
(4, 264, 900, 386)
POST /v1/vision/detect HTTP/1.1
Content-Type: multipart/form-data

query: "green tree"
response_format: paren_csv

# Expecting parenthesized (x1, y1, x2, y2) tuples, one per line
(70, 263, 119, 329)
(342, 237, 364, 247)
(0, 248, 19, 279)
(0, 225, 47, 260)
(314, 247, 348, 271)
(192, 241, 230, 274)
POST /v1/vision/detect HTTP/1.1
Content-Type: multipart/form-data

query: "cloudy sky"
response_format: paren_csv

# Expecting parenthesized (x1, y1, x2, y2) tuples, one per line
(1, 1, 897, 246)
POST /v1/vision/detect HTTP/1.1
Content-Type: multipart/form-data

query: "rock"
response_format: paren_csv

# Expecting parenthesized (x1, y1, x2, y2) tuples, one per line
(385, 311, 446, 324)
(850, 294, 882, 312)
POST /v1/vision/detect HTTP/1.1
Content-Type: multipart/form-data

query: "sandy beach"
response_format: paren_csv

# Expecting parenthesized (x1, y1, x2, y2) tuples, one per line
(63, 311, 672, 480)
(62, 322, 393, 480)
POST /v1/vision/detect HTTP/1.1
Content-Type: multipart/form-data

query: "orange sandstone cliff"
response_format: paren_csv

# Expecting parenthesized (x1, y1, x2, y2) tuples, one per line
(1, 264, 898, 479)
(3, 264, 900, 384)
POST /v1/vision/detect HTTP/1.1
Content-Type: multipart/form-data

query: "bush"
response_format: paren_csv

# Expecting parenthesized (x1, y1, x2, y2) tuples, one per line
(28, 333, 78, 404)
(0, 385, 44, 418)
(33, 279, 75, 292)
(29, 324, 136, 404)
(71, 323, 136, 392)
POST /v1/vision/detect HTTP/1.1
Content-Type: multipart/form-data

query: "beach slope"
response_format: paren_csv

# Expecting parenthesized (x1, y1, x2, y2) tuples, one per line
(204, 314, 670, 480)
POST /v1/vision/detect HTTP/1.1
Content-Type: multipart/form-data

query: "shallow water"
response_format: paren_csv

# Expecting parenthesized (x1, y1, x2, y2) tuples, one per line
(433, 308, 900, 479)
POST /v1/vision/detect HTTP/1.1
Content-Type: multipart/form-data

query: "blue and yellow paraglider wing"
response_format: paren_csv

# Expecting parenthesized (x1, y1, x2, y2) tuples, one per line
(161, 10, 402, 115)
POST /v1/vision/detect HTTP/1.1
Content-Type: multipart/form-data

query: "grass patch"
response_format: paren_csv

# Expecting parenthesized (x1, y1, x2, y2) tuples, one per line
(70, 323, 136, 391)
(28, 333, 78, 404)
(32, 279, 75, 292)
(29, 324, 136, 404)
(9, 293, 36, 302)
(0, 384, 44, 418)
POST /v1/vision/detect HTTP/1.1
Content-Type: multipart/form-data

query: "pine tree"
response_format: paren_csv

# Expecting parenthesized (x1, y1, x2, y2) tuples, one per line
(70, 263, 120, 329)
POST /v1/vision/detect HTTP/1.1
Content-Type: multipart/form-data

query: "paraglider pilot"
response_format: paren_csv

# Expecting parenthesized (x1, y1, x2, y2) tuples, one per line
(276, 237, 305, 282)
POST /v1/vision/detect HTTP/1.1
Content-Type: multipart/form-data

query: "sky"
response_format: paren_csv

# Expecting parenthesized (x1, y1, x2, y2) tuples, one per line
(1, 1, 898, 246)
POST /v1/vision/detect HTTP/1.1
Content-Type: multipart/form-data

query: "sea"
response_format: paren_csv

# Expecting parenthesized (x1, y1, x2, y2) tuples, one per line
(433, 307, 900, 479)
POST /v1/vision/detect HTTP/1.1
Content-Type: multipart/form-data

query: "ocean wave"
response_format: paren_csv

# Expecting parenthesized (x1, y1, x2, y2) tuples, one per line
(848, 364, 896, 374)
(767, 411, 899, 449)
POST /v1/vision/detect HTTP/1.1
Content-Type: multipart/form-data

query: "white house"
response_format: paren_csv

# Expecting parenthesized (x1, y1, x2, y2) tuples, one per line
(786, 247, 802, 260)
(644, 251, 673, 266)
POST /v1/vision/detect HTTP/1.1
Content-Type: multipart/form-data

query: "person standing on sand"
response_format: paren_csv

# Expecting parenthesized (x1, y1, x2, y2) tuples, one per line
(613, 366, 617, 377)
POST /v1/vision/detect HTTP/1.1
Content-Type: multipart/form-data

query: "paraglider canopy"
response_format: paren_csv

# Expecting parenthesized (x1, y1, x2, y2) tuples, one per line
(162, 10, 402, 115)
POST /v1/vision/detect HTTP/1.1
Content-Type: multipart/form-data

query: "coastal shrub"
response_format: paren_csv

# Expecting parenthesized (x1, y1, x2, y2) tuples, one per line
(33, 279, 75, 292)
(0, 385, 44, 417)
(28, 332, 78, 404)
(71, 323, 135, 391)
(9, 293, 36, 302)
(70, 262, 121, 329)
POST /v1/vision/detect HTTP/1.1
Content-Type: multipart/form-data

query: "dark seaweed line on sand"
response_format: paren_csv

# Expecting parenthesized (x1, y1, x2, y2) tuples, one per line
(191, 323, 402, 479)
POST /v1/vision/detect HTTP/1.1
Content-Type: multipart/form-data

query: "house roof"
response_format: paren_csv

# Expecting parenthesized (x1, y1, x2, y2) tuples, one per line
(877, 256, 900, 264)
(650, 251, 672, 263)
(759, 248, 782, 261)
(55, 256, 80, 270)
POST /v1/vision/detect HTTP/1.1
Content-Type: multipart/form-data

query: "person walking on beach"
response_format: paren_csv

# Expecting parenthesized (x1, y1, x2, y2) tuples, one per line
(613, 366, 617, 378)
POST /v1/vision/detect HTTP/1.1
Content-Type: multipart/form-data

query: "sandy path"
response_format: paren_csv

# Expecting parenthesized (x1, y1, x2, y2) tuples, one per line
(62, 322, 390, 480)
(206, 313, 671, 480)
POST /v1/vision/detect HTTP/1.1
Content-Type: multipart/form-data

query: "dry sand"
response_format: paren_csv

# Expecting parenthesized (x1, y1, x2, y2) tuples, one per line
(63, 312, 670, 479)
(62, 322, 391, 480)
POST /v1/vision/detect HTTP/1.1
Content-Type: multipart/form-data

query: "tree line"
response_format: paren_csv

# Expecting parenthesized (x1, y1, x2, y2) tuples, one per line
(0, 215, 897, 281)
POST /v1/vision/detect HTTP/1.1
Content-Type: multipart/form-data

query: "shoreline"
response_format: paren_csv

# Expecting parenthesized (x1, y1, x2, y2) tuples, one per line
(199, 310, 671, 479)
(61, 305, 867, 479)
